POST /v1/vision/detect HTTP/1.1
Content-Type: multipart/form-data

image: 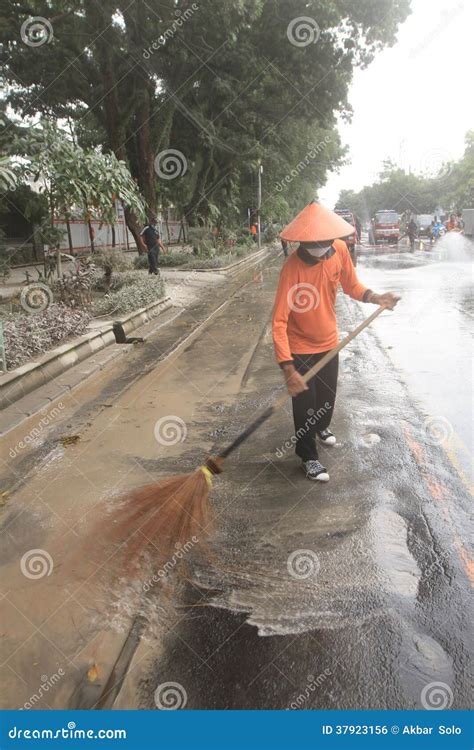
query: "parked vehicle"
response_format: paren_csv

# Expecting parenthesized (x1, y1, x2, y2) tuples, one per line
(371, 210, 400, 244)
(461, 208, 474, 238)
(335, 209, 357, 265)
(415, 214, 435, 238)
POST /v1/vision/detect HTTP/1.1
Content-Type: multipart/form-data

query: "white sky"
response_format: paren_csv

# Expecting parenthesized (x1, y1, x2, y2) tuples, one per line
(319, 0, 474, 208)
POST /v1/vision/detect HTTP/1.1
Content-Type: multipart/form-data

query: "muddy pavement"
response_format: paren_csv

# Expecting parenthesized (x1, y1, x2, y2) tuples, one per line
(136, 254, 471, 710)
(1, 249, 471, 710)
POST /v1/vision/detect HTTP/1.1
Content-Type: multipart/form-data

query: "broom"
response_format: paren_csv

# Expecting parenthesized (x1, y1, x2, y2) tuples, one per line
(108, 305, 387, 568)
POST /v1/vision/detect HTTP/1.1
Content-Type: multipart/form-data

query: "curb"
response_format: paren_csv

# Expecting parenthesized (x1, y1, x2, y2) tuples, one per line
(0, 296, 172, 409)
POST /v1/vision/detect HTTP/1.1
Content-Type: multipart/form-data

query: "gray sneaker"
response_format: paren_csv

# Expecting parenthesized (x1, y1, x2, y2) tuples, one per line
(301, 460, 329, 482)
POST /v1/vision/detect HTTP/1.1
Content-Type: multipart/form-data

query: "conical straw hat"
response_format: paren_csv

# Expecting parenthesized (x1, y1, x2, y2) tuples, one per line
(280, 200, 354, 242)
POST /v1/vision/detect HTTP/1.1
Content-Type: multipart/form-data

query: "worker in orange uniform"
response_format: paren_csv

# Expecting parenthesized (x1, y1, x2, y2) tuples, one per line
(272, 201, 400, 482)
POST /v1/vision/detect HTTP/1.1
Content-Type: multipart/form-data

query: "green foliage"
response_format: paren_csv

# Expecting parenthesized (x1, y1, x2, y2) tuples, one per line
(157, 253, 190, 267)
(133, 254, 149, 270)
(13, 123, 145, 229)
(1, 0, 411, 229)
(3, 304, 91, 370)
(92, 274, 165, 316)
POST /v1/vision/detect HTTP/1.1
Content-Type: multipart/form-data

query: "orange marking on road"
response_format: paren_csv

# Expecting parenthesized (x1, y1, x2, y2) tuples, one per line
(403, 424, 473, 586)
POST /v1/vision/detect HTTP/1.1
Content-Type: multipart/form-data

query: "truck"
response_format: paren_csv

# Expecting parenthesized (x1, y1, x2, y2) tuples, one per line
(461, 209, 474, 238)
(371, 210, 400, 245)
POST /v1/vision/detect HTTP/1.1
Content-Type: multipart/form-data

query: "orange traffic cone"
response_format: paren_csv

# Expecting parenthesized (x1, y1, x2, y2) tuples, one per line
(281, 200, 354, 243)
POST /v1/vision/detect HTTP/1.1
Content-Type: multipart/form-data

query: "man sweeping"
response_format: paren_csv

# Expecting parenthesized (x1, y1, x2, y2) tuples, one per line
(272, 201, 400, 482)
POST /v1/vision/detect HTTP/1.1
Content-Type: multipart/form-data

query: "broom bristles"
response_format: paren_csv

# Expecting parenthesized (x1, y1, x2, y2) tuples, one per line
(105, 469, 213, 570)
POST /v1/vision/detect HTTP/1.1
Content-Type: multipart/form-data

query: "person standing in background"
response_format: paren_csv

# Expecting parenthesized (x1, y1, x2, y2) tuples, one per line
(140, 217, 166, 275)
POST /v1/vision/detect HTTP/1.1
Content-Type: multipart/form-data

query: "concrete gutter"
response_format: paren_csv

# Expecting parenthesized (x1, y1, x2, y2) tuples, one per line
(0, 296, 172, 409)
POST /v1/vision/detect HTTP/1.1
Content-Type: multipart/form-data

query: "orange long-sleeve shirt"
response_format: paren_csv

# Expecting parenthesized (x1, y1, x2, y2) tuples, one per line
(272, 240, 368, 362)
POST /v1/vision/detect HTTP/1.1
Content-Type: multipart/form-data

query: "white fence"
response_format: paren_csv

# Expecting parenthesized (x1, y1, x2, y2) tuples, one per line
(54, 218, 187, 253)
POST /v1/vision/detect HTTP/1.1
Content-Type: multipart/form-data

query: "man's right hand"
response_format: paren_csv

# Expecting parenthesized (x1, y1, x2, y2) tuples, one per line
(282, 364, 309, 397)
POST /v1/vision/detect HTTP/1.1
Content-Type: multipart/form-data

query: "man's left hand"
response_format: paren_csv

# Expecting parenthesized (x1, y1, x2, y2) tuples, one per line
(370, 292, 401, 310)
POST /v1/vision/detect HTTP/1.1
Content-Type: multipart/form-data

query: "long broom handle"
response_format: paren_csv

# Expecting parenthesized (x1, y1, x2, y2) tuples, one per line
(217, 305, 386, 460)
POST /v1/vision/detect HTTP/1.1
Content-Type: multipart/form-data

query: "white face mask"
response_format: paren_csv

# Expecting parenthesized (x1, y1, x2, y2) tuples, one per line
(306, 245, 331, 258)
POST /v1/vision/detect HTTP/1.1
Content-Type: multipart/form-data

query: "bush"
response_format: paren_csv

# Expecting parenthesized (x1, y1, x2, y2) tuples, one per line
(157, 252, 190, 267)
(94, 248, 133, 287)
(264, 224, 278, 243)
(54, 261, 96, 307)
(3, 304, 91, 370)
(92, 274, 165, 316)
(133, 254, 149, 269)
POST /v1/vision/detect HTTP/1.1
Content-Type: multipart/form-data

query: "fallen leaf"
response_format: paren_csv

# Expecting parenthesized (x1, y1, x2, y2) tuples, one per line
(87, 664, 99, 683)
(60, 435, 80, 447)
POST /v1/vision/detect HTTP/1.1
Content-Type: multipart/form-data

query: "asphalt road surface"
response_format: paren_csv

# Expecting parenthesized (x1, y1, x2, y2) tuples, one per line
(1, 242, 472, 711)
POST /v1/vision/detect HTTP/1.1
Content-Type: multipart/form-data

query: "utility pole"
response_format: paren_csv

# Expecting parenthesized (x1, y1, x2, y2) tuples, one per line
(257, 164, 263, 249)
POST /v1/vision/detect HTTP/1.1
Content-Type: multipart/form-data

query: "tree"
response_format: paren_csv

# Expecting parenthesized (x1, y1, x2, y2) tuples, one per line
(1, 0, 412, 236)
(14, 122, 145, 254)
(336, 134, 474, 220)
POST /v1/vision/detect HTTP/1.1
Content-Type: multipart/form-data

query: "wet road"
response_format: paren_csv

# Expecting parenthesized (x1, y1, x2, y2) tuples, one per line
(1, 246, 472, 711)
(358, 234, 473, 484)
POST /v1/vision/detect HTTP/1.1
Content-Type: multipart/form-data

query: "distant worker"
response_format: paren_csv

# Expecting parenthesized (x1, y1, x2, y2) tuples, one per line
(446, 214, 460, 232)
(250, 223, 258, 242)
(281, 238, 289, 257)
(140, 217, 166, 275)
(355, 215, 362, 243)
(407, 216, 418, 252)
(272, 201, 400, 482)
